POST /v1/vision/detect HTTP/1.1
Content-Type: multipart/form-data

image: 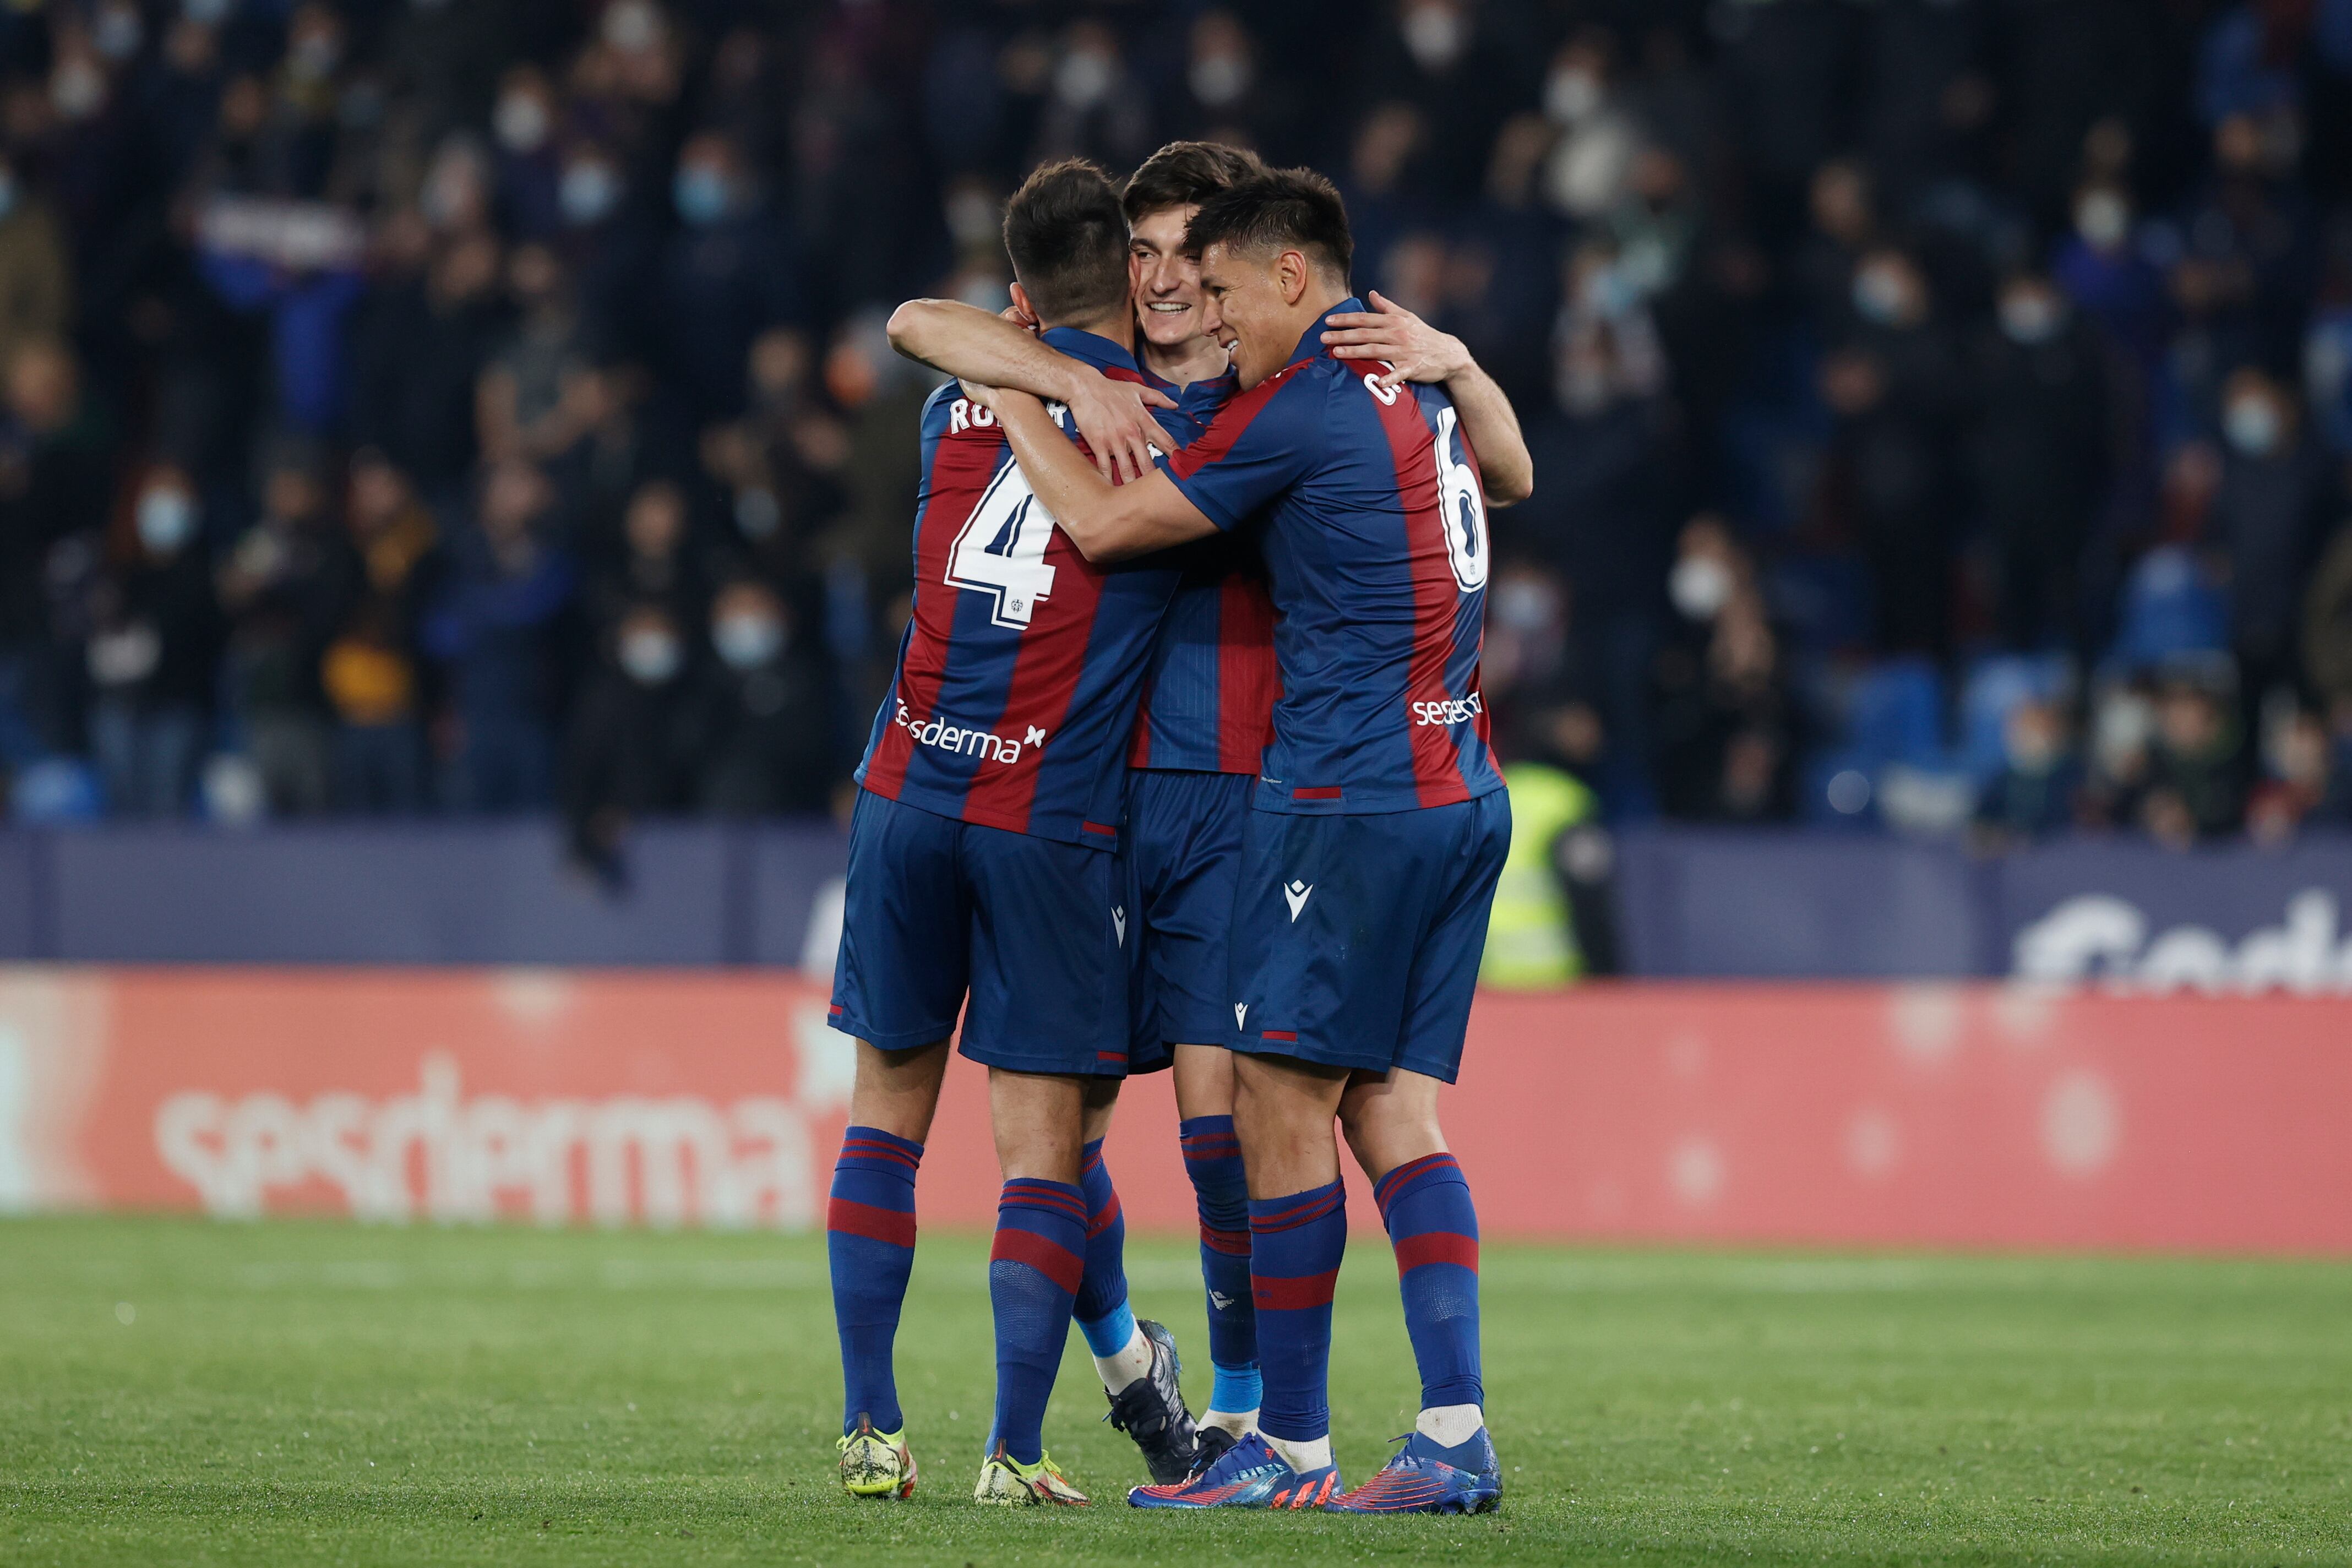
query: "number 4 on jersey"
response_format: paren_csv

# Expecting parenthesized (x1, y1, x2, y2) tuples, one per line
(948, 459, 1059, 628)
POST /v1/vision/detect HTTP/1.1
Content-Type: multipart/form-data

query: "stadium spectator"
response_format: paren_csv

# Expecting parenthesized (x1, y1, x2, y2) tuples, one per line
(2209, 367, 2334, 705)
(654, 129, 799, 422)
(1970, 271, 2114, 655)
(1821, 247, 1963, 659)
(2141, 672, 2248, 848)
(2247, 706, 2352, 841)
(2305, 517, 2352, 716)
(1973, 699, 2086, 849)
(423, 459, 574, 813)
(691, 577, 835, 817)
(324, 451, 441, 814)
(216, 442, 356, 816)
(475, 243, 595, 467)
(1652, 516, 1797, 824)
(350, 226, 505, 499)
(562, 600, 701, 874)
(0, 153, 70, 382)
(85, 464, 219, 816)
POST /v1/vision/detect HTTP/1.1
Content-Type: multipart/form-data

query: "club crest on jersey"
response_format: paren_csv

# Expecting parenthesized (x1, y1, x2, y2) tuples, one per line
(894, 702, 1035, 766)
(1283, 880, 1313, 921)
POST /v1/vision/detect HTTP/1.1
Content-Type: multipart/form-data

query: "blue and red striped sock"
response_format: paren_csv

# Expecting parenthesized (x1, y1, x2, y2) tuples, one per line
(989, 1177, 1088, 1464)
(826, 1125, 923, 1435)
(1180, 1115, 1260, 1412)
(1074, 1138, 1135, 1355)
(1248, 1180, 1346, 1444)
(1374, 1153, 1484, 1411)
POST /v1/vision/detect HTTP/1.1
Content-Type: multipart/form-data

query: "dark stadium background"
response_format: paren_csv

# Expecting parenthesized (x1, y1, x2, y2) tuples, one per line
(0, 0, 2346, 979)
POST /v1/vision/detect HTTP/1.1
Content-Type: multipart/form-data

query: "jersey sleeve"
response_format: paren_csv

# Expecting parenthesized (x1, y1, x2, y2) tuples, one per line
(1159, 371, 1324, 531)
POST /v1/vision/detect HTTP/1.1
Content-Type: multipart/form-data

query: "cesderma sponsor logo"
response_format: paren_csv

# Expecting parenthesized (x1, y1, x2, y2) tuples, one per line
(1412, 692, 1484, 727)
(895, 703, 1037, 765)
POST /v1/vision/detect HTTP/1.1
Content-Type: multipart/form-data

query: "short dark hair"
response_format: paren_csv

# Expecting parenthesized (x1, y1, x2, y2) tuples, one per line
(1001, 159, 1130, 325)
(1183, 167, 1354, 285)
(1123, 140, 1268, 223)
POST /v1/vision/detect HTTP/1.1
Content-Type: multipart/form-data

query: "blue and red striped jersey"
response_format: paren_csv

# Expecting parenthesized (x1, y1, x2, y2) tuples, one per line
(854, 327, 1190, 848)
(1161, 298, 1504, 815)
(1123, 366, 1281, 775)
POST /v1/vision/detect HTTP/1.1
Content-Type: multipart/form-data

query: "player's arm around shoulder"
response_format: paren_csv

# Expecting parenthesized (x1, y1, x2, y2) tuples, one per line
(962, 381, 1220, 563)
(1320, 290, 1534, 508)
(885, 297, 1172, 483)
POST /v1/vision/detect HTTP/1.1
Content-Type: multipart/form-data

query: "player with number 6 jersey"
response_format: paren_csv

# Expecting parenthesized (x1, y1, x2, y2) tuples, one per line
(961, 165, 1533, 1515)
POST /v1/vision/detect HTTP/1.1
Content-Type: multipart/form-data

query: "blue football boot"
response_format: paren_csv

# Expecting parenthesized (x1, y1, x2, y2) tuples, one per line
(1127, 1430, 1341, 1510)
(1324, 1427, 1501, 1513)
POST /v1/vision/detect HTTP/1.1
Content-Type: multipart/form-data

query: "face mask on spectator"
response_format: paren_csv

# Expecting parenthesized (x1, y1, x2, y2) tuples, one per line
(52, 59, 107, 123)
(560, 160, 620, 225)
(2007, 718, 2060, 774)
(2224, 394, 2283, 458)
(290, 31, 340, 81)
(1190, 52, 1250, 108)
(2000, 290, 2062, 346)
(1402, 2, 1467, 71)
(944, 184, 997, 249)
(2075, 188, 2129, 252)
(603, 0, 662, 55)
(138, 487, 198, 556)
(1055, 46, 1116, 109)
(1544, 66, 1602, 125)
(495, 92, 549, 154)
(673, 165, 731, 227)
(619, 627, 681, 685)
(1494, 578, 1555, 634)
(1670, 555, 1734, 622)
(1575, 262, 1637, 320)
(1852, 263, 1909, 328)
(95, 4, 144, 62)
(714, 612, 784, 671)
(734, 487, 780, 541)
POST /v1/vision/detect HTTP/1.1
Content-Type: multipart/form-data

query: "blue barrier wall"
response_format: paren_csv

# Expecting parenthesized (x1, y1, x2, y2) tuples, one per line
(0, 819, 847, 967)
(0, 819, 2342, 978)
(1613, 826, 2352, 982)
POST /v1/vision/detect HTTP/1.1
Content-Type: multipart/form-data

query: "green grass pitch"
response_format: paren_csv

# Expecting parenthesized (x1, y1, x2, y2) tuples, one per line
(3, 1216, 2347, 1565)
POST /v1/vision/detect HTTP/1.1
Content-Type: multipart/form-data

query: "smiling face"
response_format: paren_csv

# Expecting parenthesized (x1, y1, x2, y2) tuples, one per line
(1130, 204, 1207, 352)
(1197, 240, 1308, 389)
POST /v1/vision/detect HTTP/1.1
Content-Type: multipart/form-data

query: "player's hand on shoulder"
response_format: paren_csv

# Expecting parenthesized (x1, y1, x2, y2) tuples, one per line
(1321, 288, 1472, 391)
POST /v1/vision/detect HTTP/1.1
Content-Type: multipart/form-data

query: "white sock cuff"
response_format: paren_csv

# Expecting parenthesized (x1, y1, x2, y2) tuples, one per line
(1415, 1402, 1485, 1448)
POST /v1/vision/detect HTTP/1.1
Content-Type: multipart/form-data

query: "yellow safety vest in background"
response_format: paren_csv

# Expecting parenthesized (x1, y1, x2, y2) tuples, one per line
(1480, 762, 1596, 989)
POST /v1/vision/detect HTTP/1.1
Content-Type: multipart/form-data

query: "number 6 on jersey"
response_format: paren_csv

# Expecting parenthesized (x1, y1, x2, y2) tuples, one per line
(947, 460, 1059, 628)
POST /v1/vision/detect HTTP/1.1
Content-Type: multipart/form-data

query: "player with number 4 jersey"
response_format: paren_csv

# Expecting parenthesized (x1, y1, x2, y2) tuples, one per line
(825, 160, 1213, 1512)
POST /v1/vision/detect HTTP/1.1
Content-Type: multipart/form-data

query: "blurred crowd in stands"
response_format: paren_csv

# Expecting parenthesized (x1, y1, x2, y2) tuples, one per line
(3, 0, 2352, 857)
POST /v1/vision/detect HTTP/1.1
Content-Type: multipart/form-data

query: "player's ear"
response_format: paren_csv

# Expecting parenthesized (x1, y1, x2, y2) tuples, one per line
(1009, 281, 1036, 323)
(1277, 249, 1310, 307)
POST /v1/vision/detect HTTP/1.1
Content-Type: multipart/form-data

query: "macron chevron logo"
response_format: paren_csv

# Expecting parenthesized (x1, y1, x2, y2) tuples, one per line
(1234, 1003, 1249, 1029)
(1112, 906, 1126, 946)
(1283, 880, 1313, 922)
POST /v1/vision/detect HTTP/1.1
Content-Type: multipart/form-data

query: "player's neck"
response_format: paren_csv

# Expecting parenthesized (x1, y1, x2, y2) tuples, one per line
(1039, 308, 1135, 357)
(1277, 282, 1352, 361)
(1141, 332, 1228, 388)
